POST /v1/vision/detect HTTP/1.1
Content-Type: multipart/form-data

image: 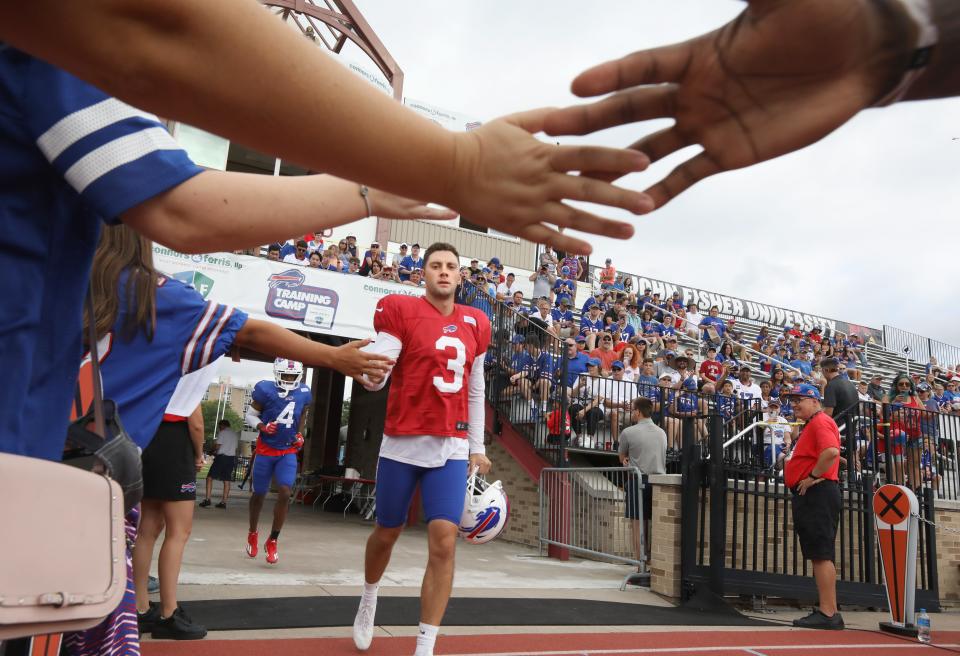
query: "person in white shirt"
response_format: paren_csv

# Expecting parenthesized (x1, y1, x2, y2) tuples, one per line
(726, 365, 763, 403)
(282, 239, 311, 266)
(684, 302, 704, 340)
(762, 400, 792, 469)
(391, 243, 408, 269)
(200, 419, 240, 509)
(496, 272, 519, 301)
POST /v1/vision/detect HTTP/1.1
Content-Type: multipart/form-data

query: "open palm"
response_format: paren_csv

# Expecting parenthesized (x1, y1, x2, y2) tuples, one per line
(544, 0, 913, 208)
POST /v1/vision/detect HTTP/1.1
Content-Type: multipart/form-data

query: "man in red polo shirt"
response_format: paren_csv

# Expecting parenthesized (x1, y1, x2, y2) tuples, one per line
(783, 384, 843, 630)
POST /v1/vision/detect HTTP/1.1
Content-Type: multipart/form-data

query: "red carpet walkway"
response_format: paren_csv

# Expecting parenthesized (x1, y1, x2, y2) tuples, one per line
(143, 629, 960, 656)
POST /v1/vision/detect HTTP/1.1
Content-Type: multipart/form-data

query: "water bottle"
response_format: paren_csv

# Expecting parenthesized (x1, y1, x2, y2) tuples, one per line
(917, 608, 931, 644)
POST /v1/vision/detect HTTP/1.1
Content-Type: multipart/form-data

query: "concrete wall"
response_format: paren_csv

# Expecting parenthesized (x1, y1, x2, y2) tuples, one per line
(935, 498, 960, 605)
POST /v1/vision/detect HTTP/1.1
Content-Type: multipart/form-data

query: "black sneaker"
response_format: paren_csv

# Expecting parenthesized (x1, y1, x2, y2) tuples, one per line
(151, 606, 208, 640)
(792, 609, 844, 630)
(215, 501, 227, 509)
(198, 499, 211, 508)
(137, 601, 161, 634)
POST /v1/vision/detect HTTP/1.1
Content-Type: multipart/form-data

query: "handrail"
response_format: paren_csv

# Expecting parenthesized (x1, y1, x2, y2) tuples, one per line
(719, 419, 804, 451)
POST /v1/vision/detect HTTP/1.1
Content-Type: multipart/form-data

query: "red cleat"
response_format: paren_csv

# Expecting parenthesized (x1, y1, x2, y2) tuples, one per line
(265, 538, 279, 564)
(246, 531, 258, 558)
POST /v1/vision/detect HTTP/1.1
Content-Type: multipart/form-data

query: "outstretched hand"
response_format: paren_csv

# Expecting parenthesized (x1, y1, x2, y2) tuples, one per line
(447, 108, 656, 255)
(543, 0, 915, 208)
(330, 338, 394, 382)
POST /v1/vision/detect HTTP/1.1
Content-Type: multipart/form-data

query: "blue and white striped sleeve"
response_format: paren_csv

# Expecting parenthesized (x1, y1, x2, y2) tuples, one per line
(23, 57, 203, 221)
(180, 300, 249, 375)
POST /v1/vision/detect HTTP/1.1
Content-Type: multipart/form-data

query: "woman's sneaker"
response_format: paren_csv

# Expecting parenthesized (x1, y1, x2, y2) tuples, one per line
(152, 606, 208, 640)
(137, 601, 161, 635)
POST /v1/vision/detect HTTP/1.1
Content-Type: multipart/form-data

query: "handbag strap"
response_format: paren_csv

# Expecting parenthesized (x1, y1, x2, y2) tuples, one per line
(86, 290, 106, 438)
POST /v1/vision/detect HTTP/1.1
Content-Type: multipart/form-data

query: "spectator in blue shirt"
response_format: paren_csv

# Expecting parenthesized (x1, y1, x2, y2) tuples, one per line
(552, 298, 576, 339)
(398, 242, 423, 281)
(579, 303, 605, 349)
(582, 290, 605, 315)
(699, 306, 727, 343)
(514, 334, 556, 418)
(563, 337, 590, 389)
(553, 276, 575, 307)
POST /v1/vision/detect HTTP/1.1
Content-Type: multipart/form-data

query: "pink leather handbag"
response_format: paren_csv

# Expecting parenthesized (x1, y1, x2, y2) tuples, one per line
(0, 454, 126, 640)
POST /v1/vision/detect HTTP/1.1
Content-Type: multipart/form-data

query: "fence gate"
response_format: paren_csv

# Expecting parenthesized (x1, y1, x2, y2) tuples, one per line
(539, 467, 646, 588)
(679, 413, 941, 610)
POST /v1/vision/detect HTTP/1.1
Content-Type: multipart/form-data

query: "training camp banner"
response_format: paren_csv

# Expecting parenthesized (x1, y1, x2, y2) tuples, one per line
(153, 247, 424, 340)
(590, 265, 883, 343)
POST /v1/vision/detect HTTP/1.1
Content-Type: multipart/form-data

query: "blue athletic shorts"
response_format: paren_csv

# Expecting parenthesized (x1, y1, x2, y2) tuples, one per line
(375, 457, 468, 528)
(764, 444, 782, 467)
(251, 452, 298, 495)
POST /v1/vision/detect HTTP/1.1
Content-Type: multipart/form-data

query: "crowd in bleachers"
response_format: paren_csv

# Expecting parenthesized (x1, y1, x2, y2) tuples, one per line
(456, 252, 960, 495)
(263, 235, 426, 286)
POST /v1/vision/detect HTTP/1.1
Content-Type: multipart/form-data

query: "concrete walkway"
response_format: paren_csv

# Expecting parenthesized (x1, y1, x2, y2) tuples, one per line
(147, 488, 959, 642)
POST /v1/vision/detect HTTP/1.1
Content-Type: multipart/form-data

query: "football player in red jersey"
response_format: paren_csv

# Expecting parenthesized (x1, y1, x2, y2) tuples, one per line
(352, 242, 492, 656)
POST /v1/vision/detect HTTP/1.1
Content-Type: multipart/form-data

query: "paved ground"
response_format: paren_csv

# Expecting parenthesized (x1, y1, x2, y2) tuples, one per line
(144, 487, 960, 647)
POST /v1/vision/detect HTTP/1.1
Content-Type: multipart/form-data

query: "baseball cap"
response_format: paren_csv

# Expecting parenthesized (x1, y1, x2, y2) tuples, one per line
(612, 360, 624, 370)
(561, 298, 572, 306)
(605, 258, 612, 264)
(767, 399, 781, 407)
(918, 382, 931, 392)
(575, 335, 586, 343)
(659, 373, 673, 380)
(481, 267, 491, 273)
(872, 373, 883, 379)
(489, 257, 500, 265)
(682, 378, 698, 391)
(511, 334, 526, 344)
(664, 350, 676, 358)
(587, 357, 601, 367)
(411, 243, 420, 249)
(644, 287, 652, 293)
(782, 383, 821, 401)
(400, 243, 408, 249)
(589, 302, 599, 309)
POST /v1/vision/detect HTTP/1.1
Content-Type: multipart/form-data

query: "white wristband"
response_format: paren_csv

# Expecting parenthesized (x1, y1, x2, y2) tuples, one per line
(874, 0, 938, 106)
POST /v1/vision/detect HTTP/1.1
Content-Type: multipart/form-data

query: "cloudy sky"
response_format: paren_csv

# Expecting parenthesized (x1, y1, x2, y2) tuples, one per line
(219, 0, 959, 389)
(353, 0, 959, 345)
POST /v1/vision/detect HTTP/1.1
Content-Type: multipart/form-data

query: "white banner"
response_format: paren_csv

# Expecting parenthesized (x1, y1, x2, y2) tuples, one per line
(153, 247, 424, 340)
(403, 97, 482, 132)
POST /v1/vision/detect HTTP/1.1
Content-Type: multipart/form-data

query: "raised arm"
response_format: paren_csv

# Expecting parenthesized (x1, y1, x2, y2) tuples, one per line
(2, 0, 652, 253)
(543, 0, 956, 208)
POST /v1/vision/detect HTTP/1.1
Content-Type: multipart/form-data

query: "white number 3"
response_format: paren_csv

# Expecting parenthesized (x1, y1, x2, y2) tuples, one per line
(433, 336, 466, 393)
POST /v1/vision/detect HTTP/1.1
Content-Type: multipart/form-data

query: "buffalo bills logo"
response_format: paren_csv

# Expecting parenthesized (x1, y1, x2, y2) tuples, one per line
(268, 269, 306, 289)
(460, 506, 500, 540)
(443, 324, 458, 334)
(265, 268, 339, 329)
(180, 482, 196, 494)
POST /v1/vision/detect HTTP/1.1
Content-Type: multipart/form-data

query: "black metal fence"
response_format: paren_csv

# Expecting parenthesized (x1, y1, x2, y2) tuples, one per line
(681, 400, 944, 608)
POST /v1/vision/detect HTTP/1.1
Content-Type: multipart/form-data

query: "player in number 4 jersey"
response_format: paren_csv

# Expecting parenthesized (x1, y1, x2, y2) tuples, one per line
(353, 242, 492, 656)
(244, 358, 312, 564)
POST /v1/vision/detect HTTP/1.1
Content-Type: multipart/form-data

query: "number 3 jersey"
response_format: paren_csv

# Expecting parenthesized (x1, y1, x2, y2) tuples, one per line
(374, 295, 491, 438)
(252, 380, 312, 455)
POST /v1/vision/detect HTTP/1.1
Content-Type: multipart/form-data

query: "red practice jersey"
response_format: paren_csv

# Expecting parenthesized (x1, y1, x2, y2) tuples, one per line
(375, 295, 491, 438)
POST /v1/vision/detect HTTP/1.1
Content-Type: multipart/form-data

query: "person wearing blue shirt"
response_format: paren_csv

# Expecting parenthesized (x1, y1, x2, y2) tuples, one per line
(791, 356, 813, 377)
(513, 334, 555, 419)
(398, 243, 423, 281)
(699, 306, 727, 343)
(0, 50, 442, 464)
(579, 303, 605, 349)
(562, 337, 590, 389)
(551, 298, 576, 338)
(553, 277, 575, 307)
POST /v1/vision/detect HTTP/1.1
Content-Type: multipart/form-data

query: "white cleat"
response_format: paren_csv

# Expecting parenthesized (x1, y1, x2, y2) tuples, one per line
(352, 598, 377, 650)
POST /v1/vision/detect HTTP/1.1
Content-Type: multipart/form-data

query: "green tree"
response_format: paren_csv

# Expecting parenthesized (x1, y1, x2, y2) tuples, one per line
(201, 400, 243, 450)
(340, 397, 351, 427)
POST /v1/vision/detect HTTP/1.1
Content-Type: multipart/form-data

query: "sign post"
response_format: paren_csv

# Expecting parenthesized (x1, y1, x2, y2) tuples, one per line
(873, 484, 920, 637)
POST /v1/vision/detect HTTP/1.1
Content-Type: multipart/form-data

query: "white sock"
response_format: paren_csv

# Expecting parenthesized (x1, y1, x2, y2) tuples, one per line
(414, 622, 438, 656)
(361, 581, 379, 605)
